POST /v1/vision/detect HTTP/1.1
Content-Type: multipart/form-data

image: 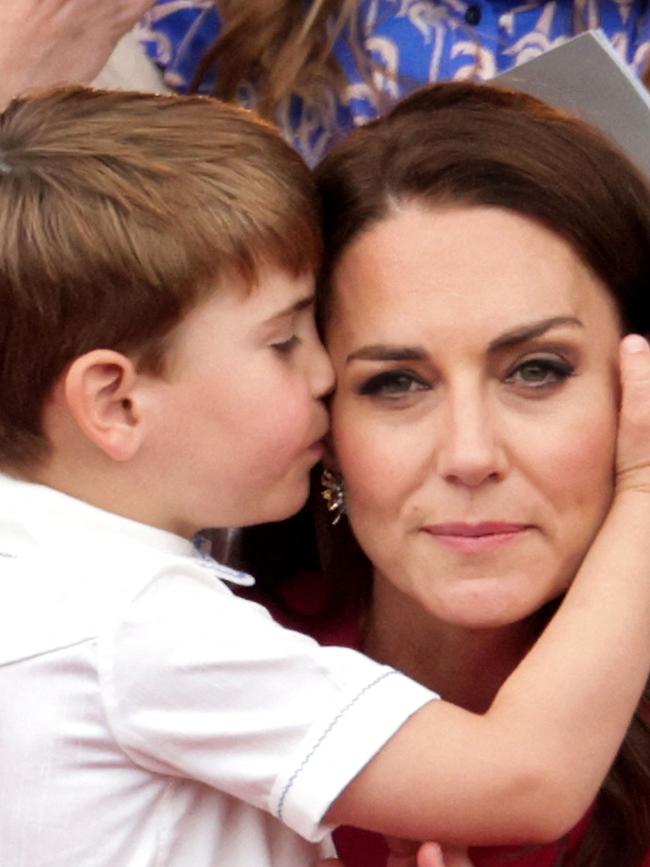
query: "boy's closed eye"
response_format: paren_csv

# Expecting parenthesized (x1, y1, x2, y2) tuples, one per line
(271, 335, 301, 354)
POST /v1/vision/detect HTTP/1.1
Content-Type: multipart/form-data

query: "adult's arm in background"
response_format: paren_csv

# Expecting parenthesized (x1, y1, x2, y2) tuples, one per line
(0, 0, 156, 106)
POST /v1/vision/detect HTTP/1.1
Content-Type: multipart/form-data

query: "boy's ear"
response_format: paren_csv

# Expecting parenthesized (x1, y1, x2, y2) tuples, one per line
(63, 350, 145, 461)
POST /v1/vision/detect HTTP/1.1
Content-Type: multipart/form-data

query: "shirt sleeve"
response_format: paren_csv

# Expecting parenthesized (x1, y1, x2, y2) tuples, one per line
(97, 565, 436, 842)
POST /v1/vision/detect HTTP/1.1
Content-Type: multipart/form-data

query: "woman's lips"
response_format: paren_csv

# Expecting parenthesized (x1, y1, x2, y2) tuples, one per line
(422, 522, 530, 553)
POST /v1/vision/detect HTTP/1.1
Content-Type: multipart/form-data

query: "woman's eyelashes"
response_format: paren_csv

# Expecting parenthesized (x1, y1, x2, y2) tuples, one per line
(358, 369, 430, 398)
(355, 354, 576, 401)
(504, 354, 576, 391)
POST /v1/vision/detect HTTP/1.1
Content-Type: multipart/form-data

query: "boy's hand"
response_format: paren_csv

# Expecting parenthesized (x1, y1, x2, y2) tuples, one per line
(1, 0, 155, 105)
(616, 335, 650, 496)
(319, 838, 475, 867)
(386, 840, 474, 867)
(318, 842, 474, 867)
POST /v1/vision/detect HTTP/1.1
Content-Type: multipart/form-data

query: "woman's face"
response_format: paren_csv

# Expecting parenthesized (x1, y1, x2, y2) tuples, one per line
(327, 205, 622, 629)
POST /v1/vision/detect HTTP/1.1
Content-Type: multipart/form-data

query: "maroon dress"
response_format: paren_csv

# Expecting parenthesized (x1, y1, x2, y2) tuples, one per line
(243, 574, 649, 867)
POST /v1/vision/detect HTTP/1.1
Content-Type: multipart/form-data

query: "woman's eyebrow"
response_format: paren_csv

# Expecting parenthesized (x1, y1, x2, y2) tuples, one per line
(487, 316, 584, 353)
(345, 318, 583, 364)
(346, 345, 429, 363)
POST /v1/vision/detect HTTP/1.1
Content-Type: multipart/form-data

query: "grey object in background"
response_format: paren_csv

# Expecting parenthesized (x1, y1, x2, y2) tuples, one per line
(496, 30, 650, 178)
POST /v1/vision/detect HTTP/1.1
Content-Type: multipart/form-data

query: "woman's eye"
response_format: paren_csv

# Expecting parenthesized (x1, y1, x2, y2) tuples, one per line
(359, 370, 429, 398)
(272, 335, 301, 355)
(506, 357, 575, 389)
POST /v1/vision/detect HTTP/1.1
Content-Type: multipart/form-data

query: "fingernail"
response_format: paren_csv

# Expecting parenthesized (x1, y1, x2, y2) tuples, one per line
(622, 334, 650, 353)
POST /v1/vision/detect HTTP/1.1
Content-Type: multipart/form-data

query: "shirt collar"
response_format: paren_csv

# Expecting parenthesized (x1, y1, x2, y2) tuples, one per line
(0, 473, 254, 586)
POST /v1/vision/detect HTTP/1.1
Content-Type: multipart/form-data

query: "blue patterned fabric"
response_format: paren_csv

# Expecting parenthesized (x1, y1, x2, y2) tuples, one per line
(139, 1, 650, 163)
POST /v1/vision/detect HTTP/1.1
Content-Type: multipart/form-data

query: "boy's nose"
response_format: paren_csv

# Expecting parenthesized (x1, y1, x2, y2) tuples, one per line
(311, 340, 335, 399)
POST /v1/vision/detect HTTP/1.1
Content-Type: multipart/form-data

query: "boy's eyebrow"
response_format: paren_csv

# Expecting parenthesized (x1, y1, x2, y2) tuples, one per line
(346, 316, 583, 364)
(266, 294, 315, 322)
(487, 316, 583, 352)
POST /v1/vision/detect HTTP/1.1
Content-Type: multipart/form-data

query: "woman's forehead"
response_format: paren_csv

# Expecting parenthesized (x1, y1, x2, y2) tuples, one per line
(327, 205, 621, 351)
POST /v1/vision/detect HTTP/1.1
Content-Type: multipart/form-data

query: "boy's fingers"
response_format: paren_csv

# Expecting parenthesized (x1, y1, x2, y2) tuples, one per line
(617, 334, 650, 494)
(384, 841, 475, 867)
(415, 842, 445, 867)
(435, 846, 475, 867)
(294, 843, 475, 867)
(620, 334, 650, 412)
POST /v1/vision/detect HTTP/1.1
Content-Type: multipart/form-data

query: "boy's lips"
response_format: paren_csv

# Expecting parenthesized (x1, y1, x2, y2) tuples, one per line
(421, 522, 531, 553)
(308, 439, 326, 457)
(307, 425, 329, 456)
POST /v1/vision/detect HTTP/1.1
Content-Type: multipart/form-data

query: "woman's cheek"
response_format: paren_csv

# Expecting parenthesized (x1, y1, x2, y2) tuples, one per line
(533, 409, 616, 517)
(334, 429, 388, 499)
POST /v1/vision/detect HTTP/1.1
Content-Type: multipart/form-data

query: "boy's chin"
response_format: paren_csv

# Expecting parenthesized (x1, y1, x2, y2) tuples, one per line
(241, 481, 310, 527)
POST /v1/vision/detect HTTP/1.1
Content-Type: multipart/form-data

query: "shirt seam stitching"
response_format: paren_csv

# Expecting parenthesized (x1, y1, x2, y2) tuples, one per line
(275, 669, 397, 821)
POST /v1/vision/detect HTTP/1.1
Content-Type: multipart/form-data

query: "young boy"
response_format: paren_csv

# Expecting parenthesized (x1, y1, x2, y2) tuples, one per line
(0, 86, 649, 867)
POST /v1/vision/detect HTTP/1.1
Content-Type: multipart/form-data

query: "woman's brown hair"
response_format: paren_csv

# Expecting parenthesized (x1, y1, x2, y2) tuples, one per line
(313, 81, 650, 867)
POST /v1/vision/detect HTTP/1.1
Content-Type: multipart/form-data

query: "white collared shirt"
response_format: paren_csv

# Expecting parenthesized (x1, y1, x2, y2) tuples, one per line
(0, 475, 435, 867)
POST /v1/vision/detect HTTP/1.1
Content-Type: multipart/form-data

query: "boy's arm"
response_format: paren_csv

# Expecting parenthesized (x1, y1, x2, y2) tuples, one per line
(0, 0, 154, 106)
(384, 842, 474, 867)
(318, 842, 472, 867)
(326, 335, 650, 845)
(318, 843, 471, 867)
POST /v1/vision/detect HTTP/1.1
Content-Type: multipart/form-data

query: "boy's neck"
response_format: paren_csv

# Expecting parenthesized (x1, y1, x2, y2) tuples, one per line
(22, 453, 196, 541)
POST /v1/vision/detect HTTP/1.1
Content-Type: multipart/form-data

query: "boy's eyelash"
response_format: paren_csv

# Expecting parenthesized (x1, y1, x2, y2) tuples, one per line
(272, 335, 301, 354)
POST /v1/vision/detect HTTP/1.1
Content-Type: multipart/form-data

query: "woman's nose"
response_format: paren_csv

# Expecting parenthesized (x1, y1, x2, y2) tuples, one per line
(435, 394, 507, 488)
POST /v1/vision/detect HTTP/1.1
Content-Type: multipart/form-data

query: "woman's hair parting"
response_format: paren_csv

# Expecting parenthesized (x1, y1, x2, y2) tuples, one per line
(0, 86, 321, 468)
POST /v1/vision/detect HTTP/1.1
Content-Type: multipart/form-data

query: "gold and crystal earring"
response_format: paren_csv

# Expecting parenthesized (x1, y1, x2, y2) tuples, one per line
(320, 468, 346, 525)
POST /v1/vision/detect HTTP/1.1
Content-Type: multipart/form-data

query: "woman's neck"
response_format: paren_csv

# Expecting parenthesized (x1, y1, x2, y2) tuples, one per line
(361, 572, 539, 714)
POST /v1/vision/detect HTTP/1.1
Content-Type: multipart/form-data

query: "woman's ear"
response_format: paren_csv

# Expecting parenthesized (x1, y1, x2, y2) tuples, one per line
(63, 350, 145, 461)
(321, 434, 340, 472)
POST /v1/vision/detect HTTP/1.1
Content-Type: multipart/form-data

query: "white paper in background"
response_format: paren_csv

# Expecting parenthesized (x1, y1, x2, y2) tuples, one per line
(496, 30, 650, 179)
(93, 29, 167, 94)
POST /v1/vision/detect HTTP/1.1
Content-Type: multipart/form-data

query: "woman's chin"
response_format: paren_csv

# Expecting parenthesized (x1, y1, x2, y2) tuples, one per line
(427, 583, 547, 632)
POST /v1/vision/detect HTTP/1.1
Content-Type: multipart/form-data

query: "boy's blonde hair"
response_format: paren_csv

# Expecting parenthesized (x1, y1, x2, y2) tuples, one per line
(0, 86, 322, 469)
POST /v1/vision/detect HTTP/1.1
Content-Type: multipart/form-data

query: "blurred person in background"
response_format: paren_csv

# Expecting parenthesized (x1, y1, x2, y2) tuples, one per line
(140, 1, 650, 162)
(0, 0, 159, 105)
(5, 3, 650, 164)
